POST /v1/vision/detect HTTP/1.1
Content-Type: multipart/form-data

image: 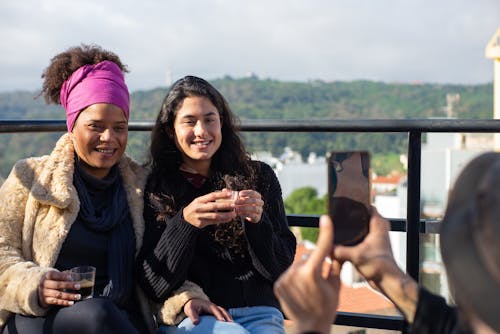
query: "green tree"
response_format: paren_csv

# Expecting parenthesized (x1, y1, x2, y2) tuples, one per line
(284, 186, 327, 242)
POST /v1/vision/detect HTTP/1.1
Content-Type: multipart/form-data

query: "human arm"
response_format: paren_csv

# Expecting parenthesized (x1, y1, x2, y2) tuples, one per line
(274, 215, 341, 334)
(242, 162, 297, 281)
(136, 212, 229, 325)
(136, 187, 240, 301)
(183, 298, 232, 325)
(155, 280, 232, 325)
(0, 160, 70, 316)
(136, 202, 198, 302)
(333, 209, 419, 323)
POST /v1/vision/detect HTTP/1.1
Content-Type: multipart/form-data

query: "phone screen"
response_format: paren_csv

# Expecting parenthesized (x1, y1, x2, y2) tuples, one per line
(328, 151, 371, 245)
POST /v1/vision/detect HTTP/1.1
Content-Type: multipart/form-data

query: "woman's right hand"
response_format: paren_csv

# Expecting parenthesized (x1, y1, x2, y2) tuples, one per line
(333, 208, 419, 322)
(182, 190, 237, 228)
(38, 271, 82, 308)
(334, 208, 399, 286)
(183, 298, 233, 325)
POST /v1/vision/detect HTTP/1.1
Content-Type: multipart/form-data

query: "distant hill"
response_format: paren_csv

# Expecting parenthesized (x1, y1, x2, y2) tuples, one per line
(0, 78, 493, 176)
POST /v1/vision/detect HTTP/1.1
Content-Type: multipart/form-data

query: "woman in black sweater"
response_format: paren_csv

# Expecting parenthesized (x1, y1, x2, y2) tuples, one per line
(137, 76, 296, 334)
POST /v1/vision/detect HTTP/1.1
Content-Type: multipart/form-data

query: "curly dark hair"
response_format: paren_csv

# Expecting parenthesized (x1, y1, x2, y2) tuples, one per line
(146, 75, 257, 214)
(40, 44, 127, 104)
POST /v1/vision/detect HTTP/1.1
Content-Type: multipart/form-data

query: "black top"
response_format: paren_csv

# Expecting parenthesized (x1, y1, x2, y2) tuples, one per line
(55, 165, 138, 314)
(55, 166, 117, 295)
(411, 287, 472, 334)
(55, 216, 109, 294)
(137, 161, 296, 309)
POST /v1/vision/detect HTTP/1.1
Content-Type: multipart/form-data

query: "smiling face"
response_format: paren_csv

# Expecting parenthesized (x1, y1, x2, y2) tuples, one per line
(70, 103, 128, 179)
(173, 96, 222, 176)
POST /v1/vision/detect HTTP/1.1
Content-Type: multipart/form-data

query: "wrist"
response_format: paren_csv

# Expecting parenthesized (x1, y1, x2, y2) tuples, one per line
(370, 256, 402, 287)
(181, 208, 201, 229)
(377, 269, 418, 323)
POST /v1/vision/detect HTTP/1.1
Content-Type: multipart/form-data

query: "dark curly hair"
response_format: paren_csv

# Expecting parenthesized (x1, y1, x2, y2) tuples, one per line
(40, 44, 127, 104)
(145, 75, 258, 213)
(147, 75, 254, 184)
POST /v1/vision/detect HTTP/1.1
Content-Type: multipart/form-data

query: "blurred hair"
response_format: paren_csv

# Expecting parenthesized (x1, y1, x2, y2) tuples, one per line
(440, 152, 500, 332)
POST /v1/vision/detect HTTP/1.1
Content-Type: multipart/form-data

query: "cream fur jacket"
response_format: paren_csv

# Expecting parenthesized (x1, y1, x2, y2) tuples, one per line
(0, 134, 208, 331)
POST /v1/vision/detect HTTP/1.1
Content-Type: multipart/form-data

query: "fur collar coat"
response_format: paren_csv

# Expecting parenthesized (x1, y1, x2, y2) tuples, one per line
(0, 134, 207, 331)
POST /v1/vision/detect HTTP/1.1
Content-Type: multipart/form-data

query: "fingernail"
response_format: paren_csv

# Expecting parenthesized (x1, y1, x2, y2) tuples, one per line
(75, 294, 81, 300)
(68, 301, 74, 305)
(74, 283, 81, 289)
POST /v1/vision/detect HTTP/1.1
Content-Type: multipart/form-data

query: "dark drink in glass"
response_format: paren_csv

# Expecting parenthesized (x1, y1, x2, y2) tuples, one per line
(69, 266, 96, 300)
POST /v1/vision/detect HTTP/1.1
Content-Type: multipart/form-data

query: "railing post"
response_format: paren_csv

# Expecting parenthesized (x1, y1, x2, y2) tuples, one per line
(406, 131, 421, 281)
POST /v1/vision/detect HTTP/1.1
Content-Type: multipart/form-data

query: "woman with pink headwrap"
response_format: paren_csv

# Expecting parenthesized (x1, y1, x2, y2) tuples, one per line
(0, 45, 211, 334)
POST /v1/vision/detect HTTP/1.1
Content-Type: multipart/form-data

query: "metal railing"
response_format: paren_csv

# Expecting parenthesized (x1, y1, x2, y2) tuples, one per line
(2, 118, 500, 333)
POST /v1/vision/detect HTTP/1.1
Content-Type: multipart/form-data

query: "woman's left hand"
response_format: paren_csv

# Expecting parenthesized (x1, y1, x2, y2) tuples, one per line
(183, 298, 233, 325)
(235, 190, 264, 223)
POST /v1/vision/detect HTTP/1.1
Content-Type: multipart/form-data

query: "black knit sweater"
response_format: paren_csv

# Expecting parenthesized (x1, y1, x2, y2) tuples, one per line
(136, 161, 296, 310)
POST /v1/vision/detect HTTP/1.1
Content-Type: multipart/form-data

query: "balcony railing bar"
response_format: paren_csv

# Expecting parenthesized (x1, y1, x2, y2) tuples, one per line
(2, 119, 500, 133)
(288, 215, 440, 233)
(406, 131, 421, 281)
(335, 312, 406, 331)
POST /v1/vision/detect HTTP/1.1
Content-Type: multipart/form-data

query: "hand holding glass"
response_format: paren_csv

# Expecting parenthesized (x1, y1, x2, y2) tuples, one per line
(215, 191, 239, 212)
(68, 266, 96, 300)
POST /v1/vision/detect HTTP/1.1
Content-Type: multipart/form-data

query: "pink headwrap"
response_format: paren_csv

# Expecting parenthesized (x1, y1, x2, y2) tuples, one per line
(60, 60, 130, 132)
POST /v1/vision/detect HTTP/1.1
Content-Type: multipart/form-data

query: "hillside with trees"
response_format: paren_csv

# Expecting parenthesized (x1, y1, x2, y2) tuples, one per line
(0, 77, 493, 178)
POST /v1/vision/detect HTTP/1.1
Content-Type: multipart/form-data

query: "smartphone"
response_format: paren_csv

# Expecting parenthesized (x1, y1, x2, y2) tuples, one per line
(328, 151, 371, 246)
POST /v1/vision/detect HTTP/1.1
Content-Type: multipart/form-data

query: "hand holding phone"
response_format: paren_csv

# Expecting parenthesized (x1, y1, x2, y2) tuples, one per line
(328, 151, 371, 246)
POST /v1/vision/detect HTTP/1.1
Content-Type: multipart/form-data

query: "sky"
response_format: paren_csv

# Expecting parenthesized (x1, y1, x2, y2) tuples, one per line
(0, 0, 499, 93)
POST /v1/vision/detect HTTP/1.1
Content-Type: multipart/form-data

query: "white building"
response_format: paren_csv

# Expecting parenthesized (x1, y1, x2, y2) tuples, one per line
(421, 131, 489, 217)
(253, 148, 328, 199)
(420, 130, 492, 300)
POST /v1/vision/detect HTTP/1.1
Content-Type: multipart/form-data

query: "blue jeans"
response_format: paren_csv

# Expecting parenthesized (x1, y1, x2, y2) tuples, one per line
(157, 306, 285, 334)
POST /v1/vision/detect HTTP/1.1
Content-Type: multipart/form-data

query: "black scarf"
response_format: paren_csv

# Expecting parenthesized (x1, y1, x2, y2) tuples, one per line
(73, 163, 135, 307)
